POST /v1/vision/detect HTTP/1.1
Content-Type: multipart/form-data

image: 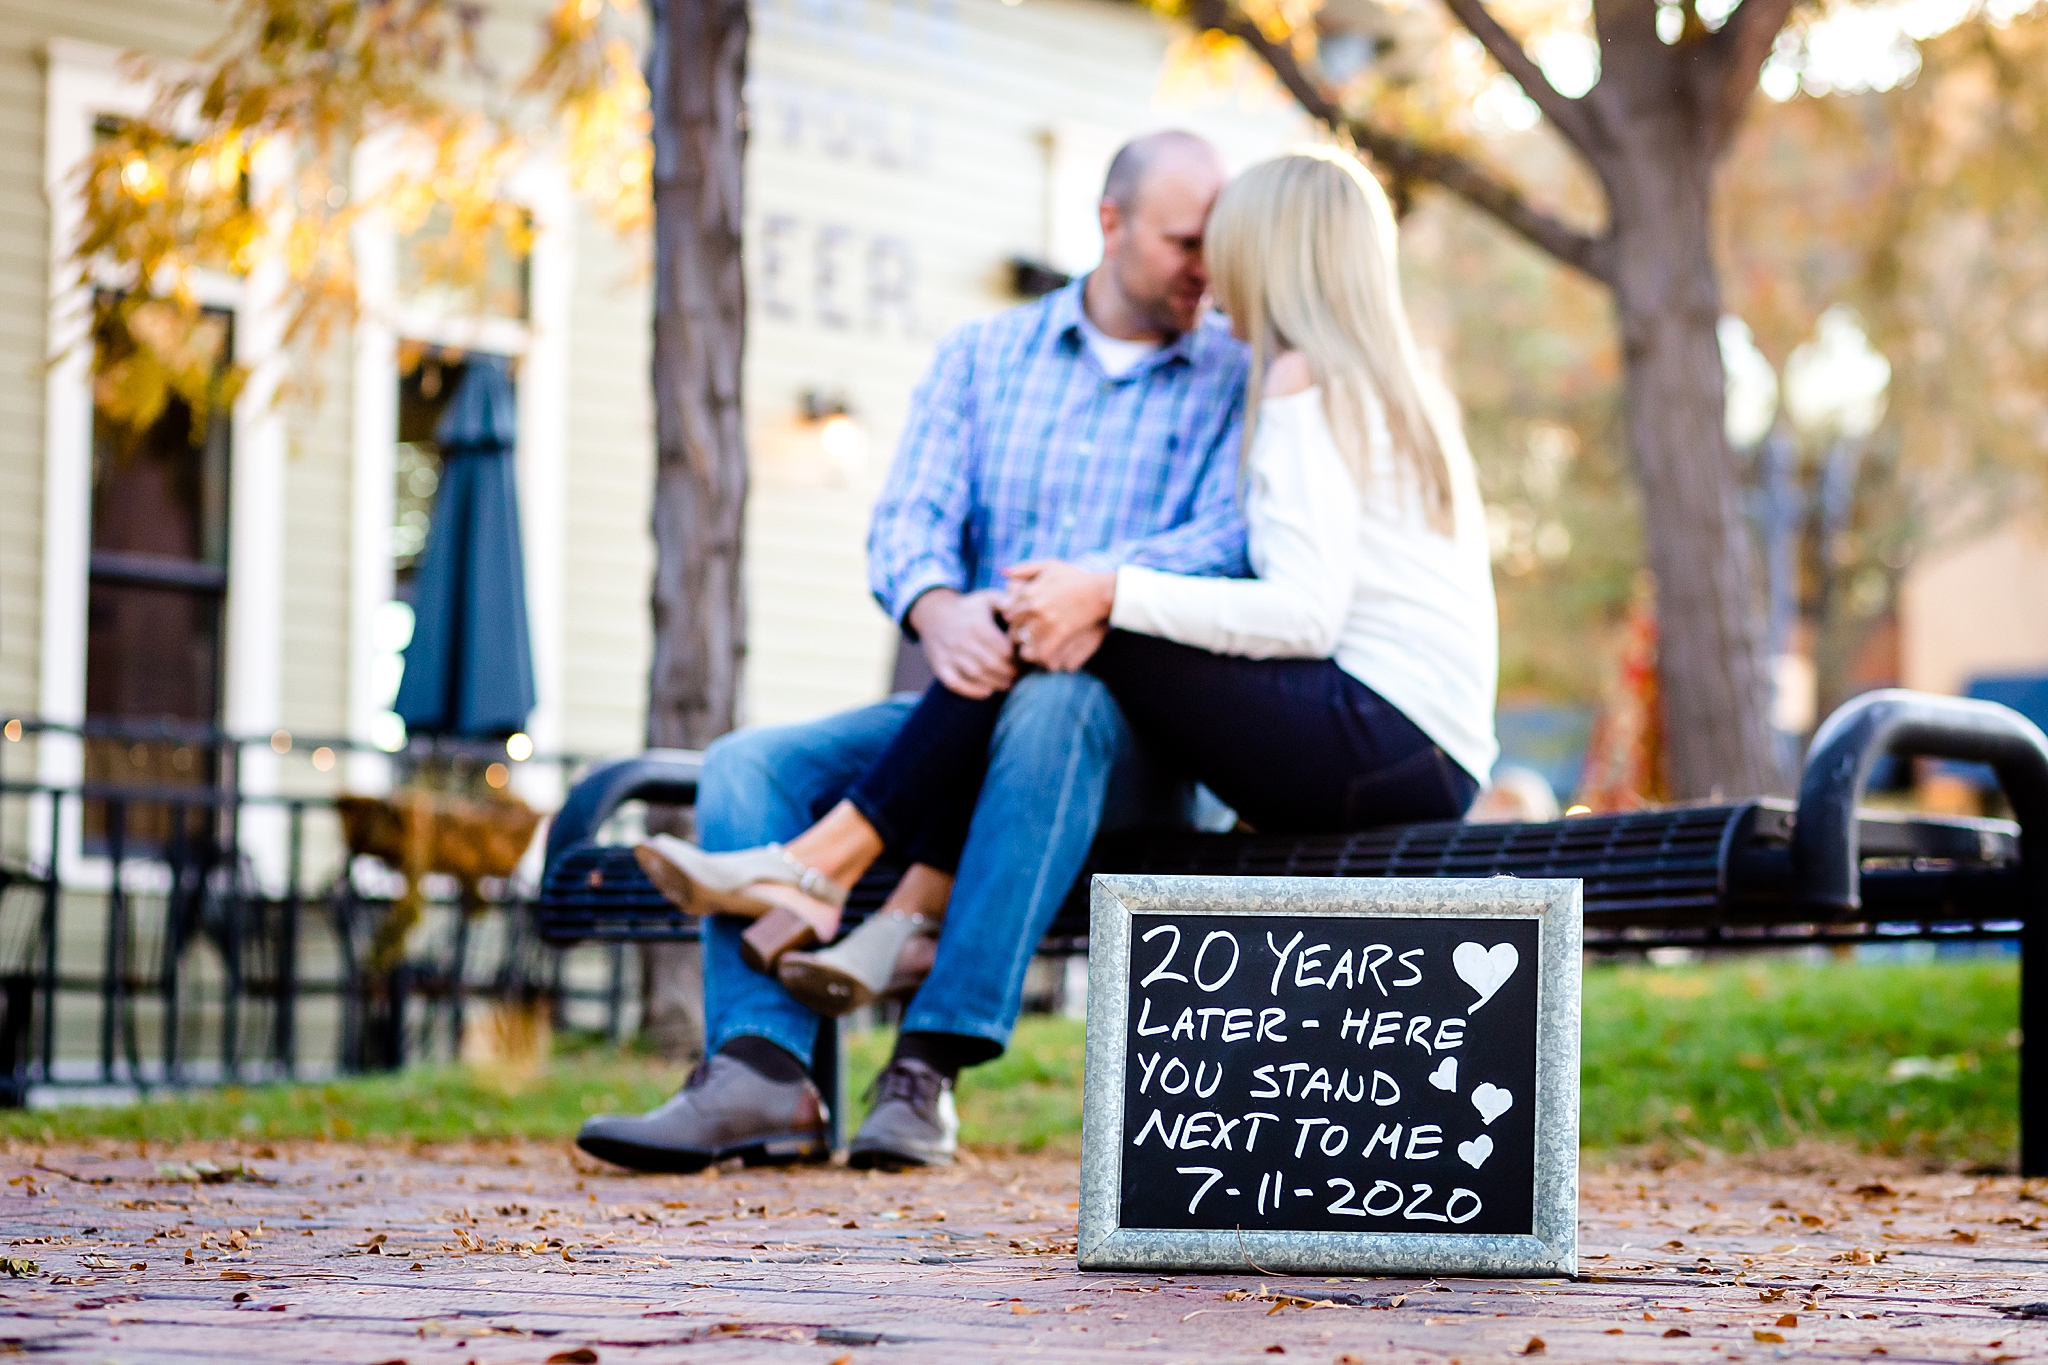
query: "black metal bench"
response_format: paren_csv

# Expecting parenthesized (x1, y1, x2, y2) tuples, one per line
(538, 688, 2048, 1169)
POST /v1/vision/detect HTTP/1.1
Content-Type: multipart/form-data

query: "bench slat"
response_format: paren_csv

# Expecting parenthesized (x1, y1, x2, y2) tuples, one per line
(536, 801, 2020, 945)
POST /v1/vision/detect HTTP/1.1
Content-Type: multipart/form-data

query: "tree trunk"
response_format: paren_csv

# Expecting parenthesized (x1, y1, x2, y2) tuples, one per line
(641, 0, 750, 1059)
(1600, 98, 1784, 800)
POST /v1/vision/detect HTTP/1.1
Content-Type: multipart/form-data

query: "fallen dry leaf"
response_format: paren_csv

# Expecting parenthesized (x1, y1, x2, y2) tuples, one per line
(1777, 1313, 1798, 1327)
(545, 1351, 598, 1364)
(1755, 1330, 1786, 1343)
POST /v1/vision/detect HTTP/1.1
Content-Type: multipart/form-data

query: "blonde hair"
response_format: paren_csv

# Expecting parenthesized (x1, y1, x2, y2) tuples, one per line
(1206, 148, 1459, 534)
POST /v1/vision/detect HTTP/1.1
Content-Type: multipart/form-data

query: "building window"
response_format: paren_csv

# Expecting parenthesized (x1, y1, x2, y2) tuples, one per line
(398, 205, 533, 324)
(82, 301, 234, 848)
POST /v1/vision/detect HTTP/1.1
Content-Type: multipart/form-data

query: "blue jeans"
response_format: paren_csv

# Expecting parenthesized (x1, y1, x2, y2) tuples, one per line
(695, 672, 1180, 1067)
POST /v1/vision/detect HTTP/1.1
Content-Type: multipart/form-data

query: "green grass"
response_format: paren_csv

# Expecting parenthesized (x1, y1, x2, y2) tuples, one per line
(0, 959, 2020, 1168)
(847, 1016, 1088, 1153)
(905, 958, 2022, 1165)
(0, 1056, 684, 1146)
(1581, 956, 2018, 1167)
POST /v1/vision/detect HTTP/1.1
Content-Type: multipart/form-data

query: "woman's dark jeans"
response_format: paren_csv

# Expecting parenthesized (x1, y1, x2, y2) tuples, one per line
(843, 629, 1480, 869)
(841, 683, 1003, 874)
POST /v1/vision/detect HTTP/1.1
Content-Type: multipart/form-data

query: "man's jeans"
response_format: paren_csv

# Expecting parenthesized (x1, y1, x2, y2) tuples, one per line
(696, 672, 1180, 1067)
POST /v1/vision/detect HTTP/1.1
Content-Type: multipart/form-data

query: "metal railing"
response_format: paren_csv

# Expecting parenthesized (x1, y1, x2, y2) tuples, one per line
(3, 714, 594, 793)
(0, 715, 637, 1104)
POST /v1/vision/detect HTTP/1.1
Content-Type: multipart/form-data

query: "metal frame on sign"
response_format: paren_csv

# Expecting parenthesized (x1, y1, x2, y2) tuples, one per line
(1078, 874, 1584, 1278)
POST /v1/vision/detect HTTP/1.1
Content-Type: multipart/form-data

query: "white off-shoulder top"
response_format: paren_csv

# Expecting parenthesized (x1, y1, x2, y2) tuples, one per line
(1108, 386, 1500, 783)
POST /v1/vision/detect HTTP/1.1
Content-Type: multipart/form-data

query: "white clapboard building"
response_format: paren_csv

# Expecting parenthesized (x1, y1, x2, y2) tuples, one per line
(0, 0, 1310, 876)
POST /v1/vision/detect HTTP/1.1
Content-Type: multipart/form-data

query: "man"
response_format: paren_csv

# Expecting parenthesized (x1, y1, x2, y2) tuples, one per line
(577, 130, 1248, 1171)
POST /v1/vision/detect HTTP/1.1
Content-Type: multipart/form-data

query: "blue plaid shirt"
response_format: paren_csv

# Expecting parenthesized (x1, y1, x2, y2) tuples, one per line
(868, 279, 1252, 626)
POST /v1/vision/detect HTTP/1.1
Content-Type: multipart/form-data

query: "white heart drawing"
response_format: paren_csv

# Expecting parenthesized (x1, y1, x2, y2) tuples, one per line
(1471, 1082, 1514, 1125)
(1452, 942, 1520, 1012)
(1457, 1134, 1494, 1169)
(1428, 1057, 1458, 1092)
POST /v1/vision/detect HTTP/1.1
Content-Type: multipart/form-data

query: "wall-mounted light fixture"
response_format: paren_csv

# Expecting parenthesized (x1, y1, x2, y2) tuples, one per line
(798, 387, 869, 479)
(1009, 257, 1071, 300)
(799, 388, 849, 422)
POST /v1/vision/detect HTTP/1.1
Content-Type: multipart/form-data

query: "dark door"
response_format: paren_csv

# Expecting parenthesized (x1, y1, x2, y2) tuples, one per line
(82, 304, 234, 852)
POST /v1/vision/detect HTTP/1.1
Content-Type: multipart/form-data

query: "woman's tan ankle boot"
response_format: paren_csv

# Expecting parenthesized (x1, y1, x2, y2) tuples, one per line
(777, 910, 933, 1016)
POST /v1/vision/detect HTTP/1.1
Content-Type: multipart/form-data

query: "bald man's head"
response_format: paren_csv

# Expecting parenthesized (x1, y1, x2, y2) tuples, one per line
(1093, 131, 1227, 338)
(1101, 130, 1223, 212)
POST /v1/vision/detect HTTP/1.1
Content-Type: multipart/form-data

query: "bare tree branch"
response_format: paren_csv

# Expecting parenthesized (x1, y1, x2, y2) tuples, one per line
(1187, 0, 1347, 121)
(1189, 0, 1615, 283)
(1435, 0, 1604, 157)
(1710, 0, 1800, 153)
(1348, 120, 1615, 281)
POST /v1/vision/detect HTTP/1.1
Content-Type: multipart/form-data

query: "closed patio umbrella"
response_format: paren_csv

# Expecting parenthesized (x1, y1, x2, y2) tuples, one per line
(393, 355, 536, 738)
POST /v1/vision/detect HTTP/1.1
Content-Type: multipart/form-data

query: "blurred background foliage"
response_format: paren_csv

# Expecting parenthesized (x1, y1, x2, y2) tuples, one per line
(1381, 0, 2048, 718)
(1403, 179, 1637, 706)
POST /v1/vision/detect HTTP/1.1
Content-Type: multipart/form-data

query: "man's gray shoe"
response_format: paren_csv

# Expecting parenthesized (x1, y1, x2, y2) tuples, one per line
(576, 1054, 830, 1174)
(847, 1058, 958, 1169)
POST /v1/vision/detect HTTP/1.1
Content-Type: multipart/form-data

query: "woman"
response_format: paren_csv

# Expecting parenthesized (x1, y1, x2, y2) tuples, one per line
(636, 147, 1499, 1016)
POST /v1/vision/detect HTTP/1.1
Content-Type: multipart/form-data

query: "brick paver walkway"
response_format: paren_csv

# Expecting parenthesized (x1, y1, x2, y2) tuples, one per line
(2, 1140, 2045, 1362)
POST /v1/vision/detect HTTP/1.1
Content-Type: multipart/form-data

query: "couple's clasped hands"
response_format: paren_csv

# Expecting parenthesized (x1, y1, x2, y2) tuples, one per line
(907, 563, 1115, 699)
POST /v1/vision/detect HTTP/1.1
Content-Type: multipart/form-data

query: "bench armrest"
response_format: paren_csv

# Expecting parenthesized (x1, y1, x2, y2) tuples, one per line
(1795, 688, 2048, 911)
(542, 750, 704, 868)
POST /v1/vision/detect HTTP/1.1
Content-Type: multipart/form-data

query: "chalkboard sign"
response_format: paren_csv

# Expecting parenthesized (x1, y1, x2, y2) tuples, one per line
(1078, 875, 1580, 1278)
